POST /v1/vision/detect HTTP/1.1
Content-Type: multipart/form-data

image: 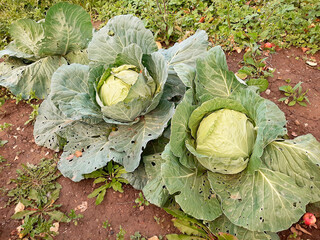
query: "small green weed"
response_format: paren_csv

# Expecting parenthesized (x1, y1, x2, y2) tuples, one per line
(0, 122, 12, 131)
(25, 103, 39, 125)
(84, 161, 128, 205)
(279, 81, 310, 106)
(7, 157, 61, 206)
(102, 219, 111, 229)
(134, 192, 150, 208)
(237, 42, 274, 92)
(8, 157, 83, 239)
(165, 207, 238, 239)
(116, 225, 126, 240)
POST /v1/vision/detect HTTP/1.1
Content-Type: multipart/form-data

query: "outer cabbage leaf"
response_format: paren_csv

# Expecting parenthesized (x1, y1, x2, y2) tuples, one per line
(195, 47, 244, 103)
(142, 153, 170, 206)
(57, 122, 126, 182)
(162, 145, 222, 221)
(207, 168, 309, 232)
(8, 19, 44, 56)
(232, 88, 287, 172)
(263, 134, 320, 203)
(0, 56, 67, 99)
(88, 15, 157, 66)
(107, 99, 174, 172)
(65, 49, 89, 65)
(0, 42, 34, 59)
(159, 30, 207, 88)
(39, 2, 92, 56)
(33, 98, 75, 151)
(169, 90, 197, 168)
(209, 215, 279, 240)
(50, 64, 103, 124)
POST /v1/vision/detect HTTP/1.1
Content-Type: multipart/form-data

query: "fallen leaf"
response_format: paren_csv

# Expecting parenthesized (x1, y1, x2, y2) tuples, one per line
(14, 202, 25, 214)
(74, 151, 82, 158)
(306, 61, 317, 67)
(301, 47, 310, 53)
(66, 154, 74, 160)
(148, 237, 159, 240)
(50, 222, 59, 233)
(234, 47, 242, 53)
(156, 42, 162, 50)
(75, 201, 88, 212)
(199, 16, 205, 23)
(296, 224, 312, 236)
(290, 226, 299, 235)
(16, 225, 23, 233)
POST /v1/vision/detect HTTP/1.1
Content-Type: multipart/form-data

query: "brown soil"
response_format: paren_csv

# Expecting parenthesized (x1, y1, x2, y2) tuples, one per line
(0, 47, 319, 240)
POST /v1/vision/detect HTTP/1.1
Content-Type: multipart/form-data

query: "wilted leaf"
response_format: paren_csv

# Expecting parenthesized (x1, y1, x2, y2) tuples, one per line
(14, 202, 25, 214)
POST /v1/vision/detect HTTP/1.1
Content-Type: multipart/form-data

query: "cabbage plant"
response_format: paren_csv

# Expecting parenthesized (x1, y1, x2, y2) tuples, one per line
(33, 15, 208, 182)
(0, 2, 92, 99)
(141, 47, 320, 239)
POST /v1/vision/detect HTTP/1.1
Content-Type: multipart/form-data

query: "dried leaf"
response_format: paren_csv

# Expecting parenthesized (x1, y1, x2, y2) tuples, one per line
(156, 42, 162, 50)
(296, 224, 312, 236)
(306, 61, 317, 67)
(14, 202, 25, 214)
(74, 150, 82, 158)
(75, 201, 88, 212)
(66, 154, 74, 160)
(50, 222, 59, 233)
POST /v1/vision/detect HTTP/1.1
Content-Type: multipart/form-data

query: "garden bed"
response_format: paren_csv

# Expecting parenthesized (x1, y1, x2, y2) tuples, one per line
(0, 46, 319, 240)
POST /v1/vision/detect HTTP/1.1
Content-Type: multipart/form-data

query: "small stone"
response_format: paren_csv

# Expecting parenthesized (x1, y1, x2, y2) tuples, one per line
(16, 127, 21, 131)
(304, 123, 309, 127)
(118, 194, 122, 198)
(30, 149, 34, 152)
(292, 132, 298, 137)
(139, 206, 145, 211)
(294, 120, 300, 125)
(148, 236, 159, 240)
(265, 89, 271, 95)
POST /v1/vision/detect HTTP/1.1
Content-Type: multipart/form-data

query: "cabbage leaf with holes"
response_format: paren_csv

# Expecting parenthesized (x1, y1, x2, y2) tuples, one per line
(33, 15, 208, 182)
(143, 46, 320, 238)
(0, 2, 92, 99)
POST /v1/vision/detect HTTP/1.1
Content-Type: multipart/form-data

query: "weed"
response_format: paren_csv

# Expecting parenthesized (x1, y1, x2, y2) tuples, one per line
(153, 216, 162, 225)
(116, 225, 126, 240)
(279, 81, 310, 106)
(102, 219, 111, 229)
(237, 42, 274, 92)
(7, 157, 61, 206)
(7, 157, 82, 239)
(24, 103, 39, 125)
(134, 192, 150, 208)
(84, 161, 128, 205)
(0, 122, 12, 131)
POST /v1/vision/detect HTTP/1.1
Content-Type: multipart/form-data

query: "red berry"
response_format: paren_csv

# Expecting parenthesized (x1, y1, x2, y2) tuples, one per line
(303, 213, 316, 226)
(264, 42, 273, 48)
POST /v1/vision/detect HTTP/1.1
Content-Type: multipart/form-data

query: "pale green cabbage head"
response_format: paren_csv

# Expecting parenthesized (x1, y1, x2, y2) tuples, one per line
(99, 64, 139, 106)
(196, 109, 255, 159)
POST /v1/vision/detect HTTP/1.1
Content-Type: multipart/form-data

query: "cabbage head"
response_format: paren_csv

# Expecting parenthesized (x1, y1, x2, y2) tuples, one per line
(33, 15, 209, 182)
(141, 46, 320, 239)
(0, 2, 92, 99)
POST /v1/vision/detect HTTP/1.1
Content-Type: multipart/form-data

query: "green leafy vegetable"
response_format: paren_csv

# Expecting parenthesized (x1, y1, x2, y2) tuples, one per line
(34, 14, 208, 182)
(144, 46, 320, 237)
(0, 2, 93, 99)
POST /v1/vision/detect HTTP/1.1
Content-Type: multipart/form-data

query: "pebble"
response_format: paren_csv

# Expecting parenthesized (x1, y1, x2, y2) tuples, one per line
(291, 132, 298, 137)
(265, 89, 271, 95)
(304, 123, 308, 127)
(148, 237, 159, 240)
(294, 120, 300, 125)
(30, 149, 34, 152)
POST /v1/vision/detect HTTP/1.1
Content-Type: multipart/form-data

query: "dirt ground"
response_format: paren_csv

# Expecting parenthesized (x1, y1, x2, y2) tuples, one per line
(0, 47, 319, 240)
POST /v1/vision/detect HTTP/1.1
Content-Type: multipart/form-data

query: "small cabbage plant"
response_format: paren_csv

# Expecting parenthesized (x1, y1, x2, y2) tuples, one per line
(33, 15, 208, 181)
(0, 2, 92, 99)
(141, 47, 320, 239)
